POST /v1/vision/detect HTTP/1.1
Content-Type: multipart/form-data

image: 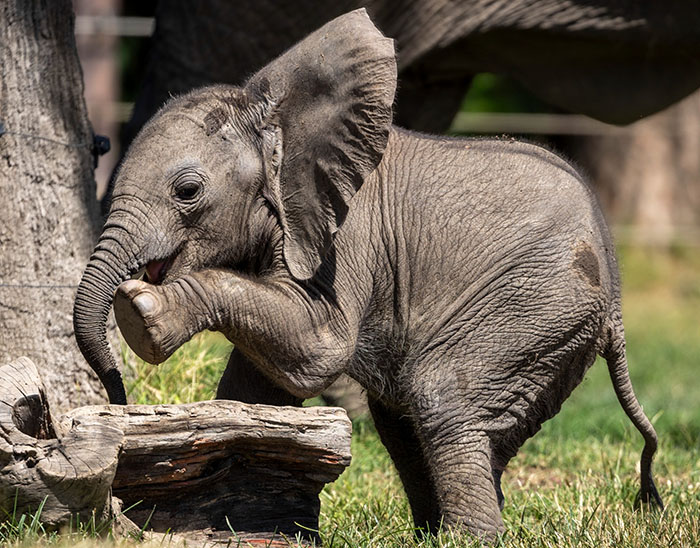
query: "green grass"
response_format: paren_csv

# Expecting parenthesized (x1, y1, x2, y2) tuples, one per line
(5, 246, 699, 546)
(122, 330, 230, 405)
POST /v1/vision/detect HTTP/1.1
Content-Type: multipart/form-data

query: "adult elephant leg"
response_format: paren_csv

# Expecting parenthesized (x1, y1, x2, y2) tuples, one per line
(368, 396, 438, 532)
(216, 347, 303, 407)
(393, 68, 471, 134)
(321, 376, 367, 419)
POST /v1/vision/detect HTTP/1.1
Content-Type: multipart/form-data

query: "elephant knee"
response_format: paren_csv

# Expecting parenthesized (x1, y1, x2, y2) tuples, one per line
(216, 350, 303, 406)
(277, 370, 339, 400)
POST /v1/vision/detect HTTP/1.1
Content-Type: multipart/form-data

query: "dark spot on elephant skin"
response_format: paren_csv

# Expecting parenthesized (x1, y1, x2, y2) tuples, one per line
(204, 107, 229, 136)
(573, 243, 600, 287)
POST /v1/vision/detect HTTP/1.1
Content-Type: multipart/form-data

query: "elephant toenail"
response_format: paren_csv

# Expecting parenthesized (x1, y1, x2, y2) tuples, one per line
(133, 292, 157, 315)
(119, 279, 143, 296)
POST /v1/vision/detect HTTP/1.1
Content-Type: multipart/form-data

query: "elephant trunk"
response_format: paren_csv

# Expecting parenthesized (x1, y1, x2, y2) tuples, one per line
(73, 227, 140, 404)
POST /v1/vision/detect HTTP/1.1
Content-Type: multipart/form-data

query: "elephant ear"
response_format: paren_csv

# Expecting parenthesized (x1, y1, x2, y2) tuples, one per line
(245, 9, 397, 280)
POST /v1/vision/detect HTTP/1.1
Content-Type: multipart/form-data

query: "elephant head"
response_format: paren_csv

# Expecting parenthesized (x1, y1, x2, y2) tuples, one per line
(73, 9, 397, 404)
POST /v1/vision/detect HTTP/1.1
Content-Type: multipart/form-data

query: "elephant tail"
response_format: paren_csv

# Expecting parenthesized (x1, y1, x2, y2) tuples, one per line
(603, 322, 664, 509)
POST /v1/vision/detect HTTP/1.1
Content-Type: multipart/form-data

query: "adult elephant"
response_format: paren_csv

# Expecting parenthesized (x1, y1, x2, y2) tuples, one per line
(123, 0, 700, 147)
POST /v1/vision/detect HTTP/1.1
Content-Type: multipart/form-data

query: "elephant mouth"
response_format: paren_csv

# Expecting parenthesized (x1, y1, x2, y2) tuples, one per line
(145, 255, 175, 285)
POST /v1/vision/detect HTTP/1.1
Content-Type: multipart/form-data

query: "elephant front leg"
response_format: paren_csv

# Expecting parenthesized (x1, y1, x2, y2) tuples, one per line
(113, 270, 352, 398)
(113, 278, 211, 364)
(217, 347, 302, 407)
(368, 396, 439, 532)
(409, 366, 505, 540)
(415, 420, 505, 540)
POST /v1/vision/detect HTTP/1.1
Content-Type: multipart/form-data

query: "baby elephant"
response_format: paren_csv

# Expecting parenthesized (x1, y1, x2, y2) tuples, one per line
(74, 9, 662, 539)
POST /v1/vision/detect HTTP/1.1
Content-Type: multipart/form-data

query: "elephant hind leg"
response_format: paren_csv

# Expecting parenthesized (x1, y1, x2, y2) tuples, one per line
(368, 396, 439, 532)
(603, 325, 664, 509)
(412, 410, 505, 540)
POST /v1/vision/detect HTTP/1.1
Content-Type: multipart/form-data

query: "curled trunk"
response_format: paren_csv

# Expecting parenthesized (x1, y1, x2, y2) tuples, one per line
(73, 230, 136, 404)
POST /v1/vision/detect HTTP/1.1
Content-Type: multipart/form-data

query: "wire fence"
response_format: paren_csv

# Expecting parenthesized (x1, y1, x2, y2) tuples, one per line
(75, 15, 154, 36)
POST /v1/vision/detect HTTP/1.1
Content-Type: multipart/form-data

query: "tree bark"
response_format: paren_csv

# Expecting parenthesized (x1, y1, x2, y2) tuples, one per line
(0, 357, 352, 546)
(0, 0, 105, 412)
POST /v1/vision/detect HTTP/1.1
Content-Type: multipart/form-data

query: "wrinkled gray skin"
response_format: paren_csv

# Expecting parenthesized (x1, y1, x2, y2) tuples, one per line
(75, 11, 662, 539)
(123, 0, 700, 147)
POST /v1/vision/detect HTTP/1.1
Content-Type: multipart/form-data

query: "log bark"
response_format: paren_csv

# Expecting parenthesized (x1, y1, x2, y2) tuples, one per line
(0, 357, 352, 545)
(0, 0, 105, 412)
(0, 358, 122, 527)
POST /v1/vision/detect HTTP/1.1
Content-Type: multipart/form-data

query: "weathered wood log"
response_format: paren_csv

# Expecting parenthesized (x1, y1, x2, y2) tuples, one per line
(0, 358, 122, 527)
(0, 358, 352, 545)
(67, 402, 352, 544)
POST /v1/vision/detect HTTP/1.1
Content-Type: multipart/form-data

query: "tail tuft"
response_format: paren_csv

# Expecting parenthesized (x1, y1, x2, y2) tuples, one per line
(635, 481, 664, 510)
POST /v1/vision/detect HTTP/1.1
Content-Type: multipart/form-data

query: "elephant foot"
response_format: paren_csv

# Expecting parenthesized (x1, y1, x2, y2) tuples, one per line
(415, 417, 505, 540)
(114, 279, 190, 364)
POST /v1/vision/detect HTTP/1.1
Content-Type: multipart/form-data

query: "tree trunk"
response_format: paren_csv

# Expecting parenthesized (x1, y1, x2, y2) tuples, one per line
(0, 0, 105, 412)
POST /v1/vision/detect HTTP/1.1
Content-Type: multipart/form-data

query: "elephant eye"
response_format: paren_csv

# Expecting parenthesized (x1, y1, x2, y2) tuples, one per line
(174, 180, 202, 201)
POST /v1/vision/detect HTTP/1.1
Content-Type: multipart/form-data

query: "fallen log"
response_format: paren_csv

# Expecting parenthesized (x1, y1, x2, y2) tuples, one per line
(0, 357, 352, 545)
(0, 357, 123, 527)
